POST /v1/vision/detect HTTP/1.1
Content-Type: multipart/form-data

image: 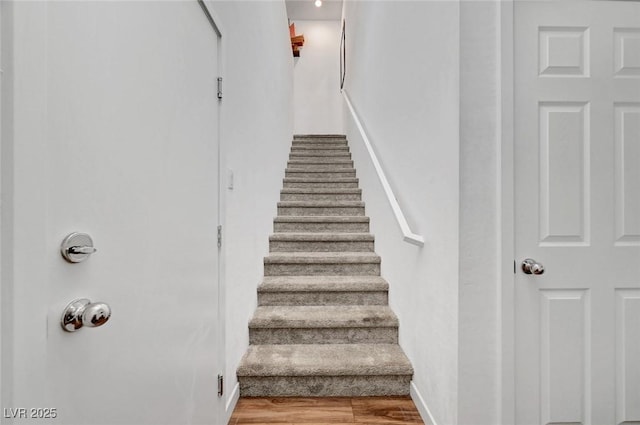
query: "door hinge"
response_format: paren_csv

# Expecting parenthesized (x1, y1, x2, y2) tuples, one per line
(217, 77, 223, 100)
(514, 260, 516, 274)
(217, 225, 222, 248)
(217, 374, 224, 397)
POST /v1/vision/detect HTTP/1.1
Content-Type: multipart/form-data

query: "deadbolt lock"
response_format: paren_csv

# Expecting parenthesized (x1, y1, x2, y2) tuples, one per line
(61, 232, 96, 263)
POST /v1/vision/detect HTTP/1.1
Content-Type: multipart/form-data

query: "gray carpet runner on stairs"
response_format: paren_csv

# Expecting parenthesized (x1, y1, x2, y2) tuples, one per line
(237, 134, 414, 397)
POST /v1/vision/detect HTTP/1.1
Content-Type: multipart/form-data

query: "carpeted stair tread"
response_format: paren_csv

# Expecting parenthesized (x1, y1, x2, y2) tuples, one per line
(269, 233, 373, 242)
(289, 157, 352, 162)
(259, 275, 388, 292)
(284, 177, 358, 182)
(281, 188, 362, 194)
(294, 134, 346, 139)
(277, 202, 365, 217)
(287, 165, 355, 171)
(265, 252, 380, 264)
(280, 188, 362, 201)
(287, 156, 353, 161)
(257, 276, 389, 306)
(249, 305, 398, 329)
(286, 167, 355, 173)
(278, 201, 365, 208)
(284, 167, 356, 173)
(291, 146, 350, 151)
(283, 177, 359, 184)
(237, 344, 413, 377)
(269, 232, 374, 252)
(273, 216, 370, 233)
(292, 143, 348, 149)
(290, 152, 352, 158)
(288, 159, 353, 165)
(274, 216, 368, 223)
(293, 138, 347, 143)
(263, 252, 381, 276)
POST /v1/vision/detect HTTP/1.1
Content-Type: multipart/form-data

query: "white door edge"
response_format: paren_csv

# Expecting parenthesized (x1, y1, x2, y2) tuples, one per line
(499, 1, 517, 424)
(195, 2, 232, 421)
(210, 5, 231, 423)
(197, 3, 228, 423)
(0, 0, 5, 417)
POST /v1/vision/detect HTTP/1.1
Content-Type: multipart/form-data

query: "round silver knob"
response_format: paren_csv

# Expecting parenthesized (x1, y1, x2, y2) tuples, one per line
(61, 298, 111, 332)
(521, 258, 545, 275)
(82, 302, 111, 328)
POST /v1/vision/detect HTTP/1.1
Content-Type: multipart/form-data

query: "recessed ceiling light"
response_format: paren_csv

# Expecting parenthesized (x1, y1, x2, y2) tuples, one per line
(315, 0, 322, 7)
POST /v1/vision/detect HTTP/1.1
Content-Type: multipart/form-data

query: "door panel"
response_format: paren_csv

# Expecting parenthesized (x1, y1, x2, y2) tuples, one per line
(614, 103, 640, 245)
(3, 2, 222, 424)
(615, 289, 640, 424)
(515, 2, 640, 424)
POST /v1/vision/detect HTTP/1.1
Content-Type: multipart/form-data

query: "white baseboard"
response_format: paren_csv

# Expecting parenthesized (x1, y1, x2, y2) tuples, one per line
(224, 382, 240, 423)
(411, 381, 438, 425)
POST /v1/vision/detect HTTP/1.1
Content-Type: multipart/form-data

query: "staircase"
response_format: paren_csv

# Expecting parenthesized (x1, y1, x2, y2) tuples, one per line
(237, 134, 414, 397)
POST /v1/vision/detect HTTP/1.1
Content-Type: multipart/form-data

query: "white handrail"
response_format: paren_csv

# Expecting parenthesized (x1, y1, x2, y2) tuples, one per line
(342, 90, 425, 247)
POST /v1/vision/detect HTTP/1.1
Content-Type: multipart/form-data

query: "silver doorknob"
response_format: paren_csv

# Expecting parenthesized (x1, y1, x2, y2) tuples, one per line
(61, 298, 111, 332)
(521, 258, 544, 275)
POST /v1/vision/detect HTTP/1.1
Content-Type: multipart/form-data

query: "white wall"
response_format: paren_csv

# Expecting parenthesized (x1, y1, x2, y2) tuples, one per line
(458, 3, 502, 425)
(342, 2, 460, 424)
(343, 2, 507, 424)
(292, 20, 343, 134)
(209, 1, 294, 420)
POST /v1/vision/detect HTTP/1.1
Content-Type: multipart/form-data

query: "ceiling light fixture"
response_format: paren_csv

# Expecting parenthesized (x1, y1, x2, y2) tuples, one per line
(315, 0, 322, 7)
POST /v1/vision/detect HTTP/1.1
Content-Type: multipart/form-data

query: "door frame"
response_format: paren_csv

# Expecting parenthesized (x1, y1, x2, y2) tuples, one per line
(197, 1, 236, 422)
(197, 2, 229, 423)
(499, 1, 516, 424)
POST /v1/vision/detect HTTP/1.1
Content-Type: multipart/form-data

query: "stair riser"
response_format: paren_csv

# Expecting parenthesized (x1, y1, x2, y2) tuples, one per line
(239, 375, 411, 397)
(273, 222, 369, 233)
(269, 240, 374, 252)
(257, 291, 388, 306)
(264, 263, 380, 276)
(290, 153, 352, 159)
(280, 193, 361, 201)
(285, 171, 357, 179)
(249, 328, 398, 345)
(283, 181, 359, 189)
(277, 206, 365, 216)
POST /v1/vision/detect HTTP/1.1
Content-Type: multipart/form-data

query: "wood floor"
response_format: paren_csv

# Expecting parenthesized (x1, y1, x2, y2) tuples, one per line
(228, 396, 424, 425)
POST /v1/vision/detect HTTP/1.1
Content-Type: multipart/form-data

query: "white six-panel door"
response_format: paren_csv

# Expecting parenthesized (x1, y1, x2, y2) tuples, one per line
(2, 2, 222, 424)
(515, 1, 640, 424)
